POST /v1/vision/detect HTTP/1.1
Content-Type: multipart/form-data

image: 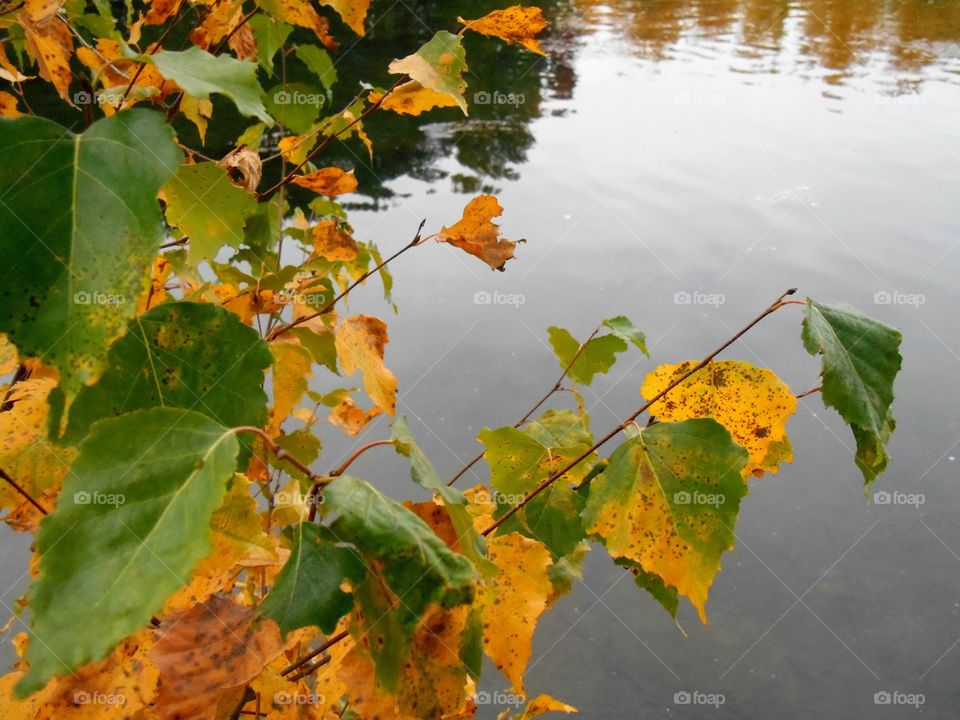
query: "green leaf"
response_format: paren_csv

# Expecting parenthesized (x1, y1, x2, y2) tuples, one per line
(290, 327, 338, 375)
(163, 162, 257, 260)
(479, 410, 595, 558)
(390, 416, 494, 574)
(616, 558, 679, 620)
(148, 47, 272, 123)
(296, 44, 337, 92)
(581, 419, 748, 622)
(250, 15, 293, 74)
(0, 111, 180, 404)
(324, 475, 477, 618)
(547, 327, 628, 386)
(52, 302, 272, 448)
(388, 31, 468, 113)
(801, 299, 902, 484)
(264, 82, 325, 134)
(16, 408, 239, 696)
(260, 522, 363, 634)
(323, 475, 477, 688)
(603, 316, 649, 356)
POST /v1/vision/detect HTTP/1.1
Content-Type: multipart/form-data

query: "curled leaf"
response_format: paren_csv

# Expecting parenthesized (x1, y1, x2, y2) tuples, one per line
(438, 195, 523, 271)
(335, 315, 397, 415)
(291, 166, 358, 196)
(388, 31, 468, 113)
(459, 6, 548, 55)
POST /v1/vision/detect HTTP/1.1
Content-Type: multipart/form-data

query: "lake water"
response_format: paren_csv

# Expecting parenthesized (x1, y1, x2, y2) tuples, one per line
(3, 0, 959, 716)
(319, 0, 960, 717)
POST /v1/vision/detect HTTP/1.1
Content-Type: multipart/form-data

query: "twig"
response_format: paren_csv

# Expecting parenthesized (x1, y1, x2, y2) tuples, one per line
(0, 364, 29, 412)
(0, 467, 48, 515)
(305, 439, 393, 522)
(481, 288, 800, 537)
(286, 653, 332, 683)
(214, 6, 259, 54)
(267, 220, 427, 341)
(281, 629, 348, 677)
(447, 324, 603, 486)
(231, 426, 321, 482)
(796, 384, 822, 399)
(120, 14, 180, 106)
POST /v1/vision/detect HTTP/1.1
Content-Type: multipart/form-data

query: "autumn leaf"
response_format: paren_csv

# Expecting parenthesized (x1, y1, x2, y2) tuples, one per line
(151, 595, 287, 720)
(481, 533, 553, 694)
(329, 397, 381, 435)
(459, 6, 548, 55)
(291, 167, 358, 196)
(143, 0, 182, 25)
(581, 419, 748, 623)
(17, 11, 72, 103)
(218, 145, 263, 194)
(0, 92, 21, 117)
(641, 360, 797, 477)
(373, 80, 459, 116)
(335, 315, 397, 415)
(438, 195, 523, 271)
(257, 0, 334, 45)
(499, 694, 579, 720)
(269, 342, 313, 434)
(320, 0, 369, 36)
(389, 31, 468, 113)
(312, 219, 360, 262)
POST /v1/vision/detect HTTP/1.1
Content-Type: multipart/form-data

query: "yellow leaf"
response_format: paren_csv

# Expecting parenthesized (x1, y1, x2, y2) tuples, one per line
(320, 0, 369, 36)
(0, 335, 17, 374)
(218, 146, 262, 194)
(0, 91, 21, 117)
(459, 6, 548, 55)
(143, 0, 183, 25)
(0, 42, 34, 83)
(372, 80, 458, 116)
(189, 0, 245, 49)
(269, 343, 314, 434)
(334, 316, 397, 415)
(137, 256, 173, 314)
(151, 596, 287, 720)
(438, 195, 523, 271)
(23, 0, 63, 23)
(481, 533, 552, 694)
(181, 92, 214, 142)
(641, 359, 797, 477)
(229, 21, 258, 61)
(312, 219, 358, 262)
(258, 0, 334, 45)
(291, 167, 358, 197)
(18, 11, 72, 103)
(510, 694, 579, 719)
(278, 134, 316, 165)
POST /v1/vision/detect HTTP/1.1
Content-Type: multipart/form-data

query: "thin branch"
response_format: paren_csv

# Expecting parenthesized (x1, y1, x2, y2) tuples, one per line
(120, 14, 180, 106)
(214, 6, 259, 54)
(0, 467, 48, 515)
(281, 629, 347, 677)
(447, 324, 603, 487)
(286, 653, 332, 683)
(796, 384, 822, 399)
(481, 288, 800, 537)
(231, 426, 321, 482)
(0, 364, 29, 412)
(267, 220, 427, 341)
(305, 440, 393, 522)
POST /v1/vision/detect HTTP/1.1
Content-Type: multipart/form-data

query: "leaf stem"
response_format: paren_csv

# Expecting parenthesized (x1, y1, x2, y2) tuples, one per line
(0, 467, 48, 515)
(267, 219, 427, 341)
(230, 426, 321, 483)
(304, 439, 394, 521)
(447, 324, 603, 486)
(482, 288, 798, 537)
(796, 384, 822, 399)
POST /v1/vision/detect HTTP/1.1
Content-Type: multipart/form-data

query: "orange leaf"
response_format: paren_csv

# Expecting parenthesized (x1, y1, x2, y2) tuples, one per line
(151, 595, 286, 720)
(438, 194, 523, 271)
(18, 11, 72, 103)
(329, 397, 381, 436)
(373, 80, 459, 116)
(291, 167, 358, 197)
(312, 219, 359, 262)
(459, 6, 548, 55)
(335, 316, 397, 415)
(321, 0, 369, 36)
(0, 91, 21, 117)
(143, 0, 183, 25)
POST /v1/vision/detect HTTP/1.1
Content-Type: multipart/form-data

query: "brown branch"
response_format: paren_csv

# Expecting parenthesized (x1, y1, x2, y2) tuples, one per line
(258, 76, 407, 201)
(267, 219, 427, 341)
(0, 364, 29, 412)
(305, 440, 393, 522)
(481, 288, 800, 537)
(120, 13, 180, 107)
(281, 629, 348, 677)
(214, 6, 259, 54)
(796, 384, 822, 399)
(231, 426, 321, 482)
(0, 467, 48, 515)
(447, 324, 603, 487)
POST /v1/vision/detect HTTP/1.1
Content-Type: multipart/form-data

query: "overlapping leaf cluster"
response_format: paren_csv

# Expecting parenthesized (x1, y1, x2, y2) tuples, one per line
(0, 1, 904, 718)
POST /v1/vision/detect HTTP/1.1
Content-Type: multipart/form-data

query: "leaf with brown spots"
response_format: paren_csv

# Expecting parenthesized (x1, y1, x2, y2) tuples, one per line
(438, 195, 523, 271)
(257, 0, 334, 46)
(480, 533, 552, 694)
(291, 167, 358, 197)
(151, 595, 286, 720)
(320, 0, 369, 36)
(329, 397, 381, 436)
(269, 342, 314, 434)
(642, 360, 797, 478)
(18, 11, 72, 103)
(581, 419, 748, 623)
(334, 316, 397, 415)
(0, 92, 21, 118)
(372, 80, 459, 116)
(459, 6, 548, 55)
(312, 219, 359, 262)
